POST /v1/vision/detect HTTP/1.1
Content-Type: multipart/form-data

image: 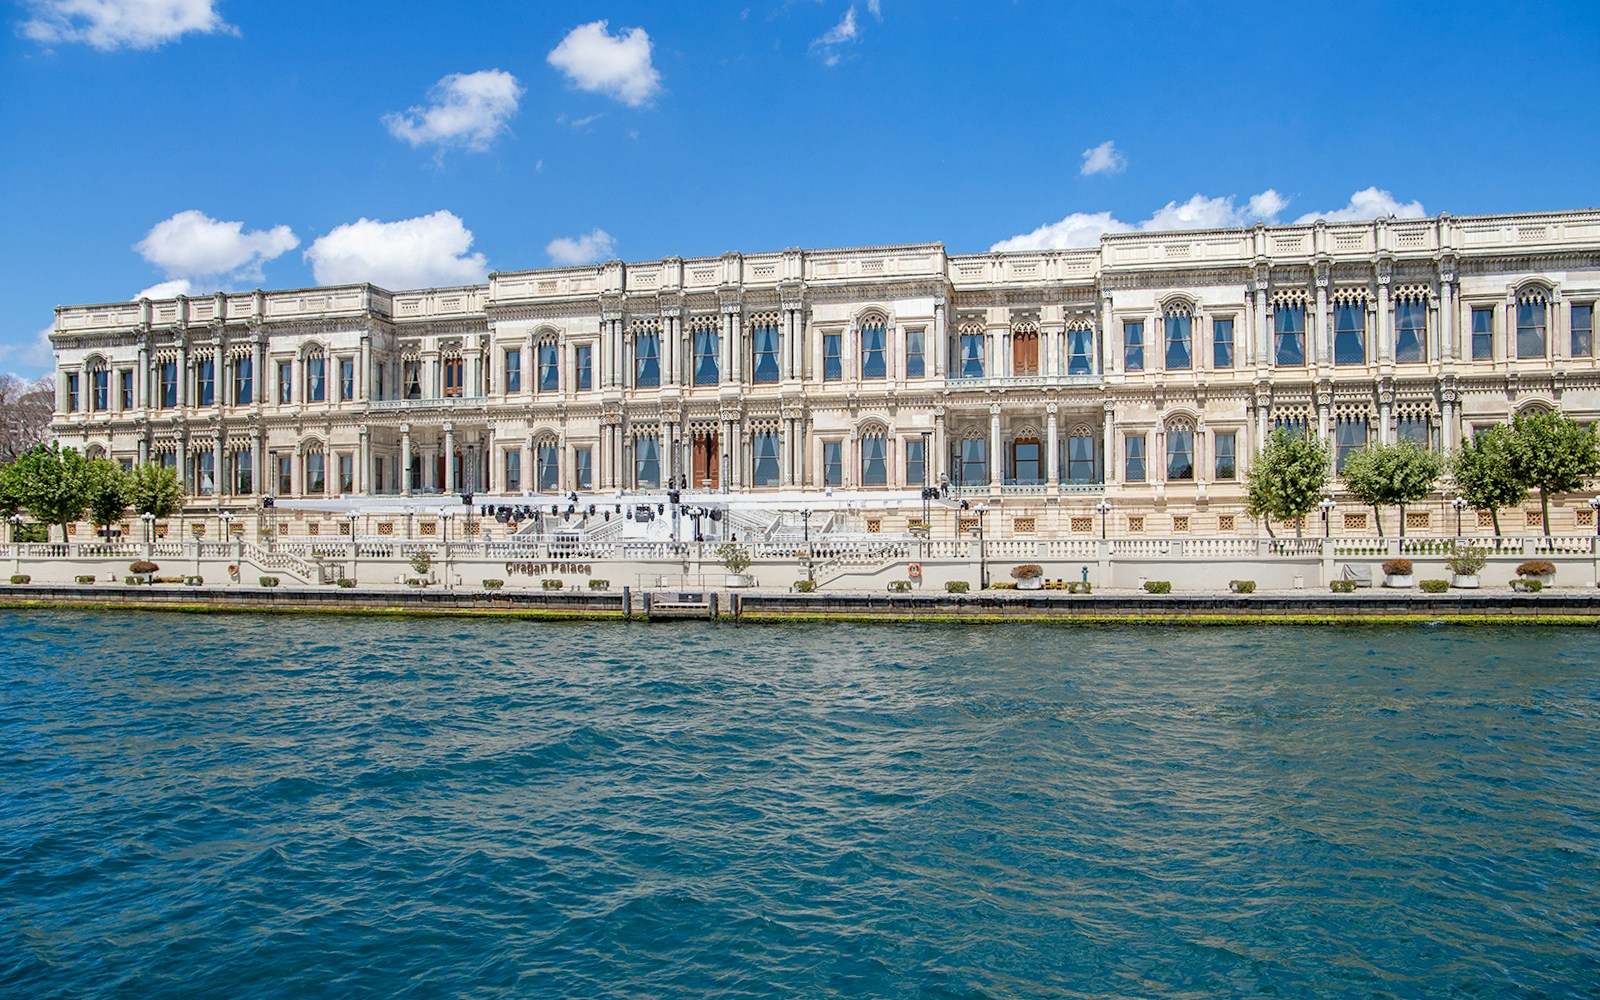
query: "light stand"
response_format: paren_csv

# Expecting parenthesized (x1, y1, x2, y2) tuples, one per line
(1096, 499, 1111, 540)
(1453, 496, 1469, 538)
(1320, 497, 1337, 539)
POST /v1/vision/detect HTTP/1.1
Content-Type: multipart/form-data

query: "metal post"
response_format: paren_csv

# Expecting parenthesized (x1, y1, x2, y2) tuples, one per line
(1096, 499, 1111, 540)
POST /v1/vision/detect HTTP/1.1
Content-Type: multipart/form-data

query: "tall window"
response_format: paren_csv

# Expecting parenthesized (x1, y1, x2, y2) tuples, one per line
(536, 443, 559, 491)
(575, 448, 592, 490)
(234, 357, 252, 405)
(443, 356, 464, 397)
(1164, 310, 1192, 370)
(1471, 307, 1494, 360)
(1395, 296, 1427, 363)
(906, 437, 926, 486)
(693, 328, 719, 385)
(1335, 416, 1368, 472)
(575, 345, 592, 391)
(276, 454, 292, 495)
(635, 333, 660, 387)
(538, 342, 559, 392)
(160, 360, 178, 408)
(1333, 301, 1366, 365)
(91, 368, 108, 411)
(861, 322, 887, 379)
(1012, 331, 1039, 376)
(306, 356, 326, 402)
(1125, 434, 1146, 483)
(1124, 321, 1144, 371)
(634, 434, 660, 488)
(1067, 328, 1093, 375)
(196, 452, 214, 495)
(752, 323, 780, 383)
(1213, 318, 1235, 368)
(505, 450, 521, 493)
(277, 362, 292, 404)
(823, 333, 842, 381)
(1517, 296, 1547, 358)
(504, 349, 521, 393)
(1214, 432, 1236, 480)
(338, 454, 354, 494)
(1012, 438, 1042, 485)
(1067, 434, 1097, 485)
(1396, 413, 1430, 447)
(1166, 426, 1194, 481)
(1574, 304, 1595, 358)
(194, 360, 213, 406)
(823, 441, 843, 487)
(861, 432, 887, 486)
(339, 358, 355, 401)
(65, 372, 80, 412)
(959, 331, 984, 378)
(905, 330, 925, 378)
(306, 451, 325, 494)
(1275, 305, 1306, 366)
(119, 370, 134, 409)
(403, 360, 422, 399)
(235, 448, 253, 494)
(957, 438, 986, 486)
(753, 431, 780, 487)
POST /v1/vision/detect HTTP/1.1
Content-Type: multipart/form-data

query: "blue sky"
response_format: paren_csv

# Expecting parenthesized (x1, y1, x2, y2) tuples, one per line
(3, 0, 1598, 377)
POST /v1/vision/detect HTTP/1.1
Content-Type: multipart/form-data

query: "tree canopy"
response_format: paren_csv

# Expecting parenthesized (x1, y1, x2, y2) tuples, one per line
(5, 443, 94, 542)
(126, 462, 183, 520)
(1450, 424, 1526, 536)
(1340, 440, 1445, 537)
(1503, 411, 1600, 536)
(1245, 428, 1330, 537)
(84, 460, 129, 538)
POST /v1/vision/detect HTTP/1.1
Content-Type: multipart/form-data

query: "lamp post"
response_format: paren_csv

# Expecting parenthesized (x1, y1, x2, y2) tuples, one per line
(1588, 496, 1600, 539)
(1320, 497, 1337, 539)
(1096, 499, 1111, 540)
(347, 511, 359, 585)
(439, 509, 453, 590)
(972, 504, 989, 590)
(9, 514, 22, 577)
(216, 512, 234, 580)
(800, 508, 813, 584)
(140, 511, 155, 556)
(1453, 496, 1469, 538)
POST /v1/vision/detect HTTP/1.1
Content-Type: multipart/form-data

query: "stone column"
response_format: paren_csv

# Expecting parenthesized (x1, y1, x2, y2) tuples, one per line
(136, 340, 150, 409)
(358, 428, 370, 494)
(211, 437, 223, 496)
(1102, 402, 1118, 487)
(933, 299, 947, 378)
(1377, 270, 1394, 365)
(359, 335, 371, 401)
(989, 404, 1002, 489)
(177, 341, 189, 409)
(1046, 403, 1060, 488)
(1314, 269, 1330, 366)
(1439, 265, 1456, 362)
(1101, 294, 1117, 375)
(444, 425, 456, 493)
(401, 425, 413, 496)
(933, 409, 946, 483)
(212, 341, 224, 407)
(253, 428, 265, 495)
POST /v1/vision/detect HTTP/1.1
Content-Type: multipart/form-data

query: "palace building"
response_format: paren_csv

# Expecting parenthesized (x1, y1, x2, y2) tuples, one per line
(47, 209, 1600, 538)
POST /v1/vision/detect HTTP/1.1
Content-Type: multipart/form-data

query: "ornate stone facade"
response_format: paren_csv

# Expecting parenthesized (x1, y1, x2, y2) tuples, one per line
(48, 210, 1600, 537)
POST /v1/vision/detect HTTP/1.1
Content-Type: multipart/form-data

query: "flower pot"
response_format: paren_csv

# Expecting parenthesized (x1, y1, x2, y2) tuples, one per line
(1016, 577, 1043, 590)
(1383, 573, 1415, 588)
(1451, 574, 1480, 589)
(725, 573, 753, 588)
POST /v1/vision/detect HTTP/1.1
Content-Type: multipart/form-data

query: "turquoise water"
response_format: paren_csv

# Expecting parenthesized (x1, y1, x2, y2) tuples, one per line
(2, 611, 1597, 999)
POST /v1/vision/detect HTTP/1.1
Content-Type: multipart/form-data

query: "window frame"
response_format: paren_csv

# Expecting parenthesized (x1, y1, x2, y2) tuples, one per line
(823, 333, 842, 381)
(1332, 300, 1366, 365)
(1212, 317, 1235, 369)
(1571, 303, 1593, 358)
(1123, 321, 1144, 371)
(1471, 307, 1494, 360)
(860, 322, 887, 380)
(234, 357, 253, 405)
(1275, 304, 1306, 366)
(1164, 311, 1192, 370)
(1124, 433, 1146, 483)
(505, 348, 522, 393)
(904, 330, 925, 379)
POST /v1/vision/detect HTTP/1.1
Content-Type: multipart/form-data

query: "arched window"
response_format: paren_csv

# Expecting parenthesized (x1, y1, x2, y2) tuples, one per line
(1333, 294, 1367, 365)
(751, 317, 780, 384)
(633, 432, 661, 488)
(957, 435, 986, 486)
(1066, 323, 1094, 375)
(1335, 412, 1370, 471)
(305, 349, 327, 402)
(535, 436, 560, 492)
(1011, 435, 1042, 485)
(860, 319, 887, 380)
(751, 426, 780, 486)
(442, 352, 464, 398)
(1165, 419, 1194, 481)
(1274, 296, 1307, 366)
(1066, 423, 1099, 485)
(1164, 306, 1192, 370)
(860, 428, 888, 486)
(86, 359, 109, 411)
(305, 445, 326, 494)
(1012, 322, 1039, 376)
(1395, 290, 1428, 363)
(537, 336, 559, 392)
(691, 321, 719, 385)
(958, 322, 985, 379)
(634, 325, 660, 387)
(1517, 289, 1549, 358)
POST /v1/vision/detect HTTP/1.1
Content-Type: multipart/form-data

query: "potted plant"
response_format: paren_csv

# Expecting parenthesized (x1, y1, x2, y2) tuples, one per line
(129, 559, 158, 585)
(1446, 544, 1488, 589)
(1515, 560, 1555, 586)
(1381, 558, 1414, 588)
(716, 542, 753, 587)
(1229, 580, 1256, 594)
(1010, 564, 1044, 590)
(409, 551, 433, 587)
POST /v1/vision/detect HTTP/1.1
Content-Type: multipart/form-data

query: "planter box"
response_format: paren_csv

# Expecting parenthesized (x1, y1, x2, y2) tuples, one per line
(1016, 577, 1043, 590)
(1383, 574, 1415, 588)
(725, 574, 753, 588)
(1451, 574, 1481, 589)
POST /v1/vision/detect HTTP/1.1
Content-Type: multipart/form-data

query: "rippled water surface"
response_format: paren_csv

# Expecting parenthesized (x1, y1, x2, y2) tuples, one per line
(2, 611, 1597, 999)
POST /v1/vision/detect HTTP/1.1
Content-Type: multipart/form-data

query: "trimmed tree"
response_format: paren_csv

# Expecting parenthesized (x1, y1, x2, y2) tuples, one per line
(1245, 428, 1330, 538)
(126, 462, 183, 520)
(1505, 411, 1600, 536)
(1451, 425, 1525, 536)
(84, 460, 129, 540)
(1339, 440, 1445, 538)
(7, 443, 94, 543)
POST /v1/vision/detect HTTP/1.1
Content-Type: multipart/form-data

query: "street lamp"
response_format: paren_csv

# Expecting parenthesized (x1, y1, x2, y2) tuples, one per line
(1453, 496, 1469, 538)
(140, 511, 155, 547)
(1588, 496, 1600, 539)
(1320, 497, 1337, 539)
(8, 513, 22, 544)
(801, 508, 812, 543)
(439, 509, 453, 590)
(972, 504, 989, 590)
(1096, 499, 1112, 539)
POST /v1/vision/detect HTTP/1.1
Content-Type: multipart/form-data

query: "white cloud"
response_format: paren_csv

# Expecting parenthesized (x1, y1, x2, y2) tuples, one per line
(546, 229, 617, 266)
(134, 278, 194, 300)
(1296, 186, 1425, 223)
(21, 0, 235, 50)
(810, 6, 859, 66)
(867, 0, 882, 18)
(548, 20, 661, 108)
(304, 211, 488, 290)
(382, 69, 524, 153)
(990, 189, 1289, 252)
(134, 210, 298, 285)
(1080, 140, 1126, 177)
(0, 325, 58, 377)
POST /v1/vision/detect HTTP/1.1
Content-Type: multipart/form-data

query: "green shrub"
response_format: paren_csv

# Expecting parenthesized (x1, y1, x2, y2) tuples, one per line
(541, 578, 564, 591)
(1229, 580, 1256, 594)
(1446, 544, 1488, 576)
(259, 575, 279, 587)
(155, 576, 182, 584)
(76, 575, 96, 585)
(10, 574, 30, 585)
(988, 581, 1016, 590)
(1516, 560, 1555, 578)
(945, 581, 970, 594)
(1419, 579, 1450, 593)
(1066, 581, 1092, 594)
(482, 579, 505, 590)
(409, 551, 433, 576)
(1511, 578, 1543, 593)
(336, 578, 356, 588)
(1330, 579, 1358, 593)
(795, 579, 816, 593)
(1143, 580, 1172, 594)
(587, 579, 608, 591)
(886, 579, 912, 593)
(124, 575, 143, 585)
(183, 576, 203, 586)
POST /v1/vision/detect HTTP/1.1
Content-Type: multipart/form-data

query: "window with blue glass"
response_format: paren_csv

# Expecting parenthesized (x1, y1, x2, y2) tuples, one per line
(752, 323, 780, 383)
(1333, 301, 1366, 365)
(959, 331, 984, 378)
(1336, 416, 1368, 471)
(306, 451, 325, 494)
(1012, 439, 1042, 485)
(1123, 321, 1144, 371)
(538, 342, 559, 392)
(1395, 296, 1426, 363)
(1471, 307, 1494, 360)
(536, 444, 559, 492)
(1068, 434, 1097, 484)
(197, 360, 214, 406)
(957, 438, 986, 486)
(161, 361, 178, 408)
(1214, 432, 1236, 480)
(505, 349, 521, 393)
(576, 345, 592, 390)
(861, 322, 886, 379)
(693, 328, 719, 385)
(634, 434, 660, 488)
(65, 372, 79, 412)
(339, 358, 355, 401)
(823, 333, 842, 381)
(635, 333, 660, 387)
(1396, 413, 1430, 448)
(1517, 297, 1547, 358)
(91, 368, 108, 411)
(575, 448, 592, 490)
(306, 356, 326, 402)
(276, 362, 292, 404)
(1164, 311, 1192, 369)
(1573, 304, 1594, 357)
(504, 450, 521, 492)
(235, 447, 253, 494)
(119, 370, 134, 409)
(905, 330, 925, 378)
(752, 431, 780, 487)
(906, 437, 926, 485)
(823, 441, 843, 487)
(860, 433, 888, 486)
(1213, 318, 1235, 368)
(1125, 434, 1146, 482)
(1166, 426, 1194, 481)
(1275, 305, 1306, 366)
(234, 357, 252, 405)
(1067, 328, 1093, 375)
(196, 452, 214, 495)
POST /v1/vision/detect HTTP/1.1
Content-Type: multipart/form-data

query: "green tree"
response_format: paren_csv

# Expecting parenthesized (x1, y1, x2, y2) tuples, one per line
(6, 443, 94, 543)
(1450, 425, 1525, 536)
(84, 460, 129, 540)
(125, 462, 183, 520)
(0, 460, 20, 521)
(1245, 428, 1330, 538)
(1339, 440, 1445, 538)
(1505, 410, 1600, 536)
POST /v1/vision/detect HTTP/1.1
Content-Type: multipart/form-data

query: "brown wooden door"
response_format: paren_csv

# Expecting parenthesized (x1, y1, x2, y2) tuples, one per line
(692, 431, 720, 488)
